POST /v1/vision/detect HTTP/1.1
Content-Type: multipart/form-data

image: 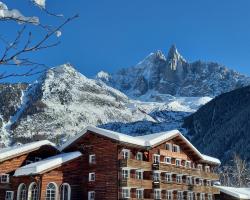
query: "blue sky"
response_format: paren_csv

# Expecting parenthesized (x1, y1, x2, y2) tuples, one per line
(1, 0, 250, 82)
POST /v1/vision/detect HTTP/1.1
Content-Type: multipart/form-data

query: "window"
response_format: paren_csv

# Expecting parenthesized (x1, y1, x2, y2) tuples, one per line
(45, 183, 57, 200)
(165, 173, 172, 182)
(186, 161, 191, 168)
(1, 174, 9, 183)
(154, 189, 161, 200)
(188, 192, 193, 200)
(200, 193, 205, 200)
(60, 183, 71, 200)
(166, 190, 172, 200)
(176, 159, 181, 167)
(177, 191, 183, 200)
(28, 182, 39, 200)
(176, 175, 182, 184)
(165, 143, 172, 151)
(205, 166, 210, 172)
(89, 154, 96, 164)
(136, 152, 143, 161)
(88, 191, 95, 200)
(153, 154, 160, 164)
(136, 189, 144, 199)
(122, 169, 130, 179)
(186, 176, 193, 185)
(5, 191, 14, 200)
(172, 145, 180, 153)
(89, 173, 95, 182)
(136, 170, 143, 180)
(197, 164, 203, 171)
(208, 194, 213, 200)
(17, 184, 26, 200)
(207, 180, 211, 186)
(122, 149, 130, 159)
(153, 172, 161, 182)
(199, 179, 204, 186)
(121, 188, 130, 198)
(164, 157, 171, 164)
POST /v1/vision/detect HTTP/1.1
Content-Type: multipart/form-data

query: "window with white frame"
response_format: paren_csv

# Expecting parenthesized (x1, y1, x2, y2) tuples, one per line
(89, 173, 95, 182)
(194, 193, 198, 200)
(153, 171, 161, 182)
(89, 154, 96, 164)
(60, 183, 71, 200)
(205, 166, 210, 172)
(186, 176, 192, 185)
(207, 180, 211, 186)
(122, 169, 130, 179)
(122, 149, 130, 159)
(121, 188, 130, 198)
(176, 159, 181, 167)
(176, 175, 182, 184)
(186, 161, 191, 168)
(88, 191, 95, 200)
(136, 152, 143, 161)
(172, 144, 180, 153)
(197, 164, 203, 171)
(136, 170, 143, 180)
(153, 154, 160, 164)
(177, 191, 183, 200)
(164, 157, 171, 164)
(165, 173, 172, 182)
(28, 182, 39, 200)
(17, 183, 26, 200)
(166, 190, 172, 200)
(187, 192, 193, 200)
(5, 191, 14, 200)
(1, 174, 10, 183)
(208, 194, 213, 200)
(154, 189, 161, 200)
(45, 183, 57, 200)
(165, 143, 172, 151)
(199, 179, 204, 186)
(136, 189, 144, 199)
(200, 193, 205, 200)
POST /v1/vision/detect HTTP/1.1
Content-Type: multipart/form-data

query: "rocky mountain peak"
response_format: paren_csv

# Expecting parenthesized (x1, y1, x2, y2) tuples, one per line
(166, 44, 187, 71)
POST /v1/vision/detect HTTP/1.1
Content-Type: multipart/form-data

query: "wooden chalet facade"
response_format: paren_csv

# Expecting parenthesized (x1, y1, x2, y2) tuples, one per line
(0, 126, 221, 200)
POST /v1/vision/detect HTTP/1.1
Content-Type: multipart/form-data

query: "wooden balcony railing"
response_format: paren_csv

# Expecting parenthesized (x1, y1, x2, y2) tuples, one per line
(119, 159, 152, 171)
(120, 178, 152, 189)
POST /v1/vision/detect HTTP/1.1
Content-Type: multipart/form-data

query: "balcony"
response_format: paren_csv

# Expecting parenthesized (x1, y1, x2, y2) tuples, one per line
(154, 163, 219, 180)
(120, 178, 152, 189)
(119, 159, 152, 171)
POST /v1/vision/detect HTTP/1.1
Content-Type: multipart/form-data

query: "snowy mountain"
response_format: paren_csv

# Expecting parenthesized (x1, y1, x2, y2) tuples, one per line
(0, 64, 210, 146)
(97, 45, 250, 100)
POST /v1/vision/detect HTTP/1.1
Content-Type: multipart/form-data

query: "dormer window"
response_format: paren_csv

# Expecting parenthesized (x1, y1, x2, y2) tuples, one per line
(0, 174, 9, 183)
(172, 145, 180, 153)
(165, 143, 172, 151)
(136, 152, 143, 161)
(122, 149, 130, 160)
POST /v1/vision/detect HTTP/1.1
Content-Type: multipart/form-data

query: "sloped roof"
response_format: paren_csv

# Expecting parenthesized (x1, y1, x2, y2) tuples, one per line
(0, 140, 56, 162)
(60, 126, 221, 165)
(14, 151, 82, 176)
(215, 186, 250, 199)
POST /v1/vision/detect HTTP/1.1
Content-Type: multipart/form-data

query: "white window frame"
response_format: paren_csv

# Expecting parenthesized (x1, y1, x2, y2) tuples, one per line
(1, 174, 10, 183)
(187, 192, 193, 200)
(207, 180, 211, 186)
(5, 191, 14, 200)
(176, 175, 182, 184)
(197, 164, 203, 171)
(205, 166, 210, 172)
(186, 176, 193, 185)
(153, 154, 160, 164)
(208, 194, 213, 200)
(122, 149, 130, 160)
(136, 170, 143, 180)
(122, 169, 130, 179)
(166, 190, 173, 200)
(45, 182, 58, 200)
(136, 152, 143, 161)
(165, 173, 172, 182)
(154, 189, 161, 200)
(88, 191, 95, 200)
(136, 189, 144, 199)
(60, 183, 71, 200)
(177, 191, 183, 200)
(165, 143, 172, 151)
(153, 171, 161, 182)
(89, 154, 96, 164)
(28, 182, 39, 200)
(186, 161, 191, 168)
(89, 172, 95, 182)
(121, 188, 130, 199)
(164, 157, 171, 164)
(200, 193, 205, 200)
(172, 144, 180, 153)
(176, 159, 181, 167)
(199, 179, 204, 186)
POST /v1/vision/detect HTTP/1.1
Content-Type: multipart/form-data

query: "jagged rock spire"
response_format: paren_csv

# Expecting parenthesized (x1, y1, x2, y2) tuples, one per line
(166, 44, 186, 70)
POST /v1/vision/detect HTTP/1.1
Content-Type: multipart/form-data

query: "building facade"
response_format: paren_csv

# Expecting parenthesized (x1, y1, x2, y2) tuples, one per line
(0, 126, 221, 200)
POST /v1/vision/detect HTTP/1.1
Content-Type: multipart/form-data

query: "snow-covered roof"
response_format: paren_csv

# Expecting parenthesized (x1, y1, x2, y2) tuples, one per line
(0, 140, 56, 162)
(14, 151, 82, 176)
(60, 126, 220, 165)
(215, 186, 250, 199)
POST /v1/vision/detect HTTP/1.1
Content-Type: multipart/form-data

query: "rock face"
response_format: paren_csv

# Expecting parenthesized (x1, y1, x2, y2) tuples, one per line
(183, 86, 250, 163)
(97, 45, 250, 100)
